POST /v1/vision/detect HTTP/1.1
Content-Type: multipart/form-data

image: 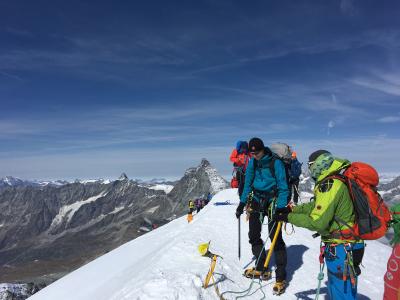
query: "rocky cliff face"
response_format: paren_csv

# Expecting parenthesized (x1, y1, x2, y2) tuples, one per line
(168, 159, 228, 214)
(379, 175, 400, 205)
(0, 160, 228, 287)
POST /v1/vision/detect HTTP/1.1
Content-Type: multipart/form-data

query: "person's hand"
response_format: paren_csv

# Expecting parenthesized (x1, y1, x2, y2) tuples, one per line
(274, 208, 290, 223)
(236, 202, 246, 219)
(275, 206, 292, 214)
(274, 212, 289, 223)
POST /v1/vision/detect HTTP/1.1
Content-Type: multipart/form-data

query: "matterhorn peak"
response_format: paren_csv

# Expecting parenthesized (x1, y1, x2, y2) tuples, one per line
(200, 158, 211, 168)
(118, 173, 129, 181)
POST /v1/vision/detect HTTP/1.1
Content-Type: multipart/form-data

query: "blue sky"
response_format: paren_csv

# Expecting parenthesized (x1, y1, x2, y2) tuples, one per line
(0, 0, 400, 180)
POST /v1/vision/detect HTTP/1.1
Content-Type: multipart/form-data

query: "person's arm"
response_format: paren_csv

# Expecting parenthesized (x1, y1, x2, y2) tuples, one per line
(240, 158, 255, 204)
(291, 201, 315, 214)
(274, 159, 289, 209)
(230, 149, 241, 165)
(288, 179, 342, 234)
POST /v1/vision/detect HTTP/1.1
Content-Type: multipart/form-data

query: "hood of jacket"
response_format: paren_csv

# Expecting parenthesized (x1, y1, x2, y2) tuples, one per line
(316, 157, 351, 183)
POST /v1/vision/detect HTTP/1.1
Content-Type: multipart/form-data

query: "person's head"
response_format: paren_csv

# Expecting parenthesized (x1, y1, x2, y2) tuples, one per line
(249, 137, 265, 160)
(291, 151, 297, 159)
(308, 150, 334, 181)
(239, 141, 248, 154)
(236, 140, 248, 154)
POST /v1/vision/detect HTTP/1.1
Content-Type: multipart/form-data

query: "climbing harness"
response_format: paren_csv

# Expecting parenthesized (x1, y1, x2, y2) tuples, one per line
(343, 244, 357, 287)
(245, 191, 254, 221)
(314, 243, 359, 300)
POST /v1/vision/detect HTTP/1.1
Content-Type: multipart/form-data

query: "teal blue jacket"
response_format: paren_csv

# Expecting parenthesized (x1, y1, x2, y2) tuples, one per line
(240, 149, 289, 209)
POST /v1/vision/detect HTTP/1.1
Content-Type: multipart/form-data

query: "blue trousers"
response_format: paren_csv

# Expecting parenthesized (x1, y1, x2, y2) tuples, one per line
(324, 243, 364, 300)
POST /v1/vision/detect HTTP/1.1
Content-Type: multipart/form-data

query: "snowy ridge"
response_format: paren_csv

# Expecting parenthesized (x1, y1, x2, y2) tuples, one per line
(145, 184, 174, 194)
(49, 191, 108, 228)
(30, 189, 389, 300)
(203, 165, 228, 194)
(77, 179, 111, 185)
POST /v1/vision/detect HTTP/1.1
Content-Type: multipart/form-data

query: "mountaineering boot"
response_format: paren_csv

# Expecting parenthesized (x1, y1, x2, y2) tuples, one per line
(243, 268, 271, 280)
(272, 280, 287, 295)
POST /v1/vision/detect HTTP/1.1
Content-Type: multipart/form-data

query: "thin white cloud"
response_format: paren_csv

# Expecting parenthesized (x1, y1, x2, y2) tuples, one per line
(352, 77, 400, 96)
(0, 70, 23, 81)
(1, 136, 399, 180)
(351, 69, 400, 96)
(377, 116, 400, 123)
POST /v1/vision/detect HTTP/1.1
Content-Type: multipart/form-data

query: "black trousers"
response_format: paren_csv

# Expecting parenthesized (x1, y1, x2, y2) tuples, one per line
(236, 170, 246, 198)
(291, 178, 300, 204)
(248, 201, 287, 281)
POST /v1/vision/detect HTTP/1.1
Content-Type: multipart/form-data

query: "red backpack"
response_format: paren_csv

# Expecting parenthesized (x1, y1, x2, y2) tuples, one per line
(231, 176, 239, 188)
(329, 162, 391, 240)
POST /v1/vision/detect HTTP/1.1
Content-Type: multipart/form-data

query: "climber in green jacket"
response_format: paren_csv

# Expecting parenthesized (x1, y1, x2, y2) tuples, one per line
(274, 150, 364, 300)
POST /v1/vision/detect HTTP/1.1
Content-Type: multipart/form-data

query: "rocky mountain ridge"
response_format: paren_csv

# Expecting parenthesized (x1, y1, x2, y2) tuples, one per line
(0, 159, 228, 292)
(0, 176, 177, 189)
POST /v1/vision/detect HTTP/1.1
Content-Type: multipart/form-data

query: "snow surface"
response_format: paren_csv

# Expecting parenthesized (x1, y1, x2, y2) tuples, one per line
(30, 189, 389, 300)
(78, 179, 111, 184)
(147, 184, 174, 194)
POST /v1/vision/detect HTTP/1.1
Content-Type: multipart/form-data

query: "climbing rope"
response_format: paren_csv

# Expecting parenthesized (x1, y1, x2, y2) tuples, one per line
(315, 260, 325, 300)
(220, 216, 278, 300)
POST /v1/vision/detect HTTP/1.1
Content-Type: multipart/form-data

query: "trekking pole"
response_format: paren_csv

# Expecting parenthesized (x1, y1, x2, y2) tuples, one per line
(238, 217, 241, 260)
(263, 221, 283, 269)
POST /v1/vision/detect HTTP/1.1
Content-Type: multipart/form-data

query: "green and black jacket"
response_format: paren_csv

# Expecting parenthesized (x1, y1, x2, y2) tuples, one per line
(288, 158, 360, 244)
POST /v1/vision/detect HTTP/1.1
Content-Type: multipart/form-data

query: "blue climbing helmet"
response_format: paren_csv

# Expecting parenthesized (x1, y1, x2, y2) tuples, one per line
(235, 141, 248, 154)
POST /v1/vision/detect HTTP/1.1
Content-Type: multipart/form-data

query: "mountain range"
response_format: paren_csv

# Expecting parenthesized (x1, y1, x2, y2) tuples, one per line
(1, 164, 399, 299)
(0, 159, 228, 294)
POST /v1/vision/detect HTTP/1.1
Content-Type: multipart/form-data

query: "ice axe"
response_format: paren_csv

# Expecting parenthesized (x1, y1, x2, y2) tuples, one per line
(198, 241, 221, 259)
(263, 221, 283, 270)
(238, 217, 241, 260)
(198, 241, 222, 289)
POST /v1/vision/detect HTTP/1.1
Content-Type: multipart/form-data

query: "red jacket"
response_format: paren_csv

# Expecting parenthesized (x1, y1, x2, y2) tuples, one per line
(230, 149, 250, 171)
(384, 244, 400, 299)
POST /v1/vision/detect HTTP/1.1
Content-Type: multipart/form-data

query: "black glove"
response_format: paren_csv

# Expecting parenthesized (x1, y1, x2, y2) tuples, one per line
(274, 211, 290, 223)
(275, 206, 292, 214)
(236, 202, 246, 219)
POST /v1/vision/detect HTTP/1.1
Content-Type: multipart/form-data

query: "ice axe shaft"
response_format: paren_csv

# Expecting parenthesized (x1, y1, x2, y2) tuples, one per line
(263, 221, 283, 269)
(238, 217, 241, 260)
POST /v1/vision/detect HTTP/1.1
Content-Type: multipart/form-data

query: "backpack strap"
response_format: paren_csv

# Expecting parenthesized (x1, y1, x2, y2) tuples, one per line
(269, 155, 277, 181)
(329, 216, 361, 240)
(321, 175, 361, 241)
(252, 155, 277, 181)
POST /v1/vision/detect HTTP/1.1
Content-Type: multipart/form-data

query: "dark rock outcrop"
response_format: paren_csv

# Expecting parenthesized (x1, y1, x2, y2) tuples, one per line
(0, 160, 228, 287)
